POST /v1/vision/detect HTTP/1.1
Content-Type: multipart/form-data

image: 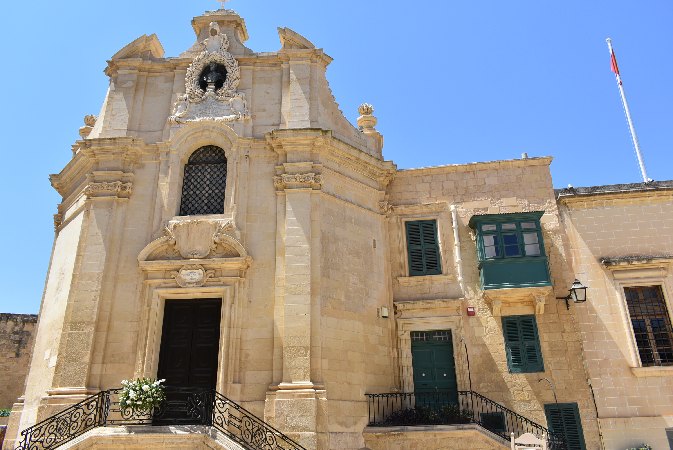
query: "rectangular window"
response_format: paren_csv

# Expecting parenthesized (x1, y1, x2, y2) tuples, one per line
(479, 220, 544, 260)
(624, 286, 673, 366)
(405, 220, 442, 276)
(502, 315, 544, 373)
(544, 403, 586, 450)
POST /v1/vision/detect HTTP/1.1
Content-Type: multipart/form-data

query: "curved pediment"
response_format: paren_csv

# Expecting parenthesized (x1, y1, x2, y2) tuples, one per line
(138, 218, 248, 263)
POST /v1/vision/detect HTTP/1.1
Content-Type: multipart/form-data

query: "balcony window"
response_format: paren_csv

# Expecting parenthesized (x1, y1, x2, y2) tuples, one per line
(469, 212, 551, 290)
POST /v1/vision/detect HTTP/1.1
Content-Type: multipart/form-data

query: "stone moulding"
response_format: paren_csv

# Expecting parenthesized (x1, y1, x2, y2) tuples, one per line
(483, 286, 552, 316)
(84, 181, 133, 198)
(137, 218, 251, 282)
(273, 173, 323, 191)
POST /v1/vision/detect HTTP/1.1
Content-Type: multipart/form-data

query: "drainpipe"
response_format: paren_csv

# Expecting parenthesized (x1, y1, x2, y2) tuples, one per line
(451, 205, 465, 293)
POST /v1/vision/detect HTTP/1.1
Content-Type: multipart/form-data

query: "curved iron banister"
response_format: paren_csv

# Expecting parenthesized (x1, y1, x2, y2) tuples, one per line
(15, 391, 108, 450)
(366, 390, 566, 449)
(14, 388, 305, 450)
(211, 391, 305, 450)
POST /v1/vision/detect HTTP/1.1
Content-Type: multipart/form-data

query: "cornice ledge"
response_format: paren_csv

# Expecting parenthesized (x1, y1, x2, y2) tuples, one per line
(267, 128, 396, 185)
(398, 156, 553, 176)
(139, 256, 252, 272)
(601, 255, 673, 268)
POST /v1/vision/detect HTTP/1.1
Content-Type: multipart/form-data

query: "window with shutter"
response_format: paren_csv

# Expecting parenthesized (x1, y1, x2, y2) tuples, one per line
(502, 315, 544, 373)
(405, 220, 442, 276)
(544, 403, 586, 450)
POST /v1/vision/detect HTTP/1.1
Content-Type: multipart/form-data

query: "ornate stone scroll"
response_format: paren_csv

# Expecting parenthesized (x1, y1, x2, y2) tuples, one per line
(169, 22, 249, 124)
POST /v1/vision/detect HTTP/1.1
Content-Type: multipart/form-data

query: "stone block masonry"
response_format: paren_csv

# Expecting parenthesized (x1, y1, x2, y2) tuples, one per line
(0, 314, 37, 409)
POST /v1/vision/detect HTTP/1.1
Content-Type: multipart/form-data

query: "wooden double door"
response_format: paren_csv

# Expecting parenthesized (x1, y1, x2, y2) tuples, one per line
(411, 330, 458, 405)
(156, 299, 222, 424)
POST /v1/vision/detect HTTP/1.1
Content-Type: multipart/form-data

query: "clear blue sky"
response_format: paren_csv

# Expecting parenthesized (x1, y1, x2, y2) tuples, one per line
(0, 1, 671, 313)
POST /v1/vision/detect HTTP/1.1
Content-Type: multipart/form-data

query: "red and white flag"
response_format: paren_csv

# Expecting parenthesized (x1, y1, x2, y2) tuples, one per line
(610, 48, 622, 84)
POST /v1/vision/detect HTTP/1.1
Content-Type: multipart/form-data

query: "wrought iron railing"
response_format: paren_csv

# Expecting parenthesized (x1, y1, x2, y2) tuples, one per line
(211, 391, 305, 450)
(14, 391, 108, 450)
(366, 391, 566, 449)
(15, 388, 305, 450)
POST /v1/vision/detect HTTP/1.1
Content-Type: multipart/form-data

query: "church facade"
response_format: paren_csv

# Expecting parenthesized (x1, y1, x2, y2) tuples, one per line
(4, 7, 671, 450)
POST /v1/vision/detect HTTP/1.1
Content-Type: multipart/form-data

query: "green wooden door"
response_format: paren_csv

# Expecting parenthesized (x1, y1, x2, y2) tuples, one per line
(411, 330, 458, 405)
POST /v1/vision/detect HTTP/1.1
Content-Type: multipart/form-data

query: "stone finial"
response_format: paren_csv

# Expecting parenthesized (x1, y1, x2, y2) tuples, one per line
(356, 103, 383, 158)
(358, 103, 374, 116)
(79, 115, 97, 139)
(84, 115, 97, 127)
(357, 103, 377, 129)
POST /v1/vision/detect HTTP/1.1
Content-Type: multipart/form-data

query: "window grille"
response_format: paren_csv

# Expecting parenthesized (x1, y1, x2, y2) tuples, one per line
(411, 330, 452, 342)
(624, 286, 673, 366)
(179, 146, 227, 216)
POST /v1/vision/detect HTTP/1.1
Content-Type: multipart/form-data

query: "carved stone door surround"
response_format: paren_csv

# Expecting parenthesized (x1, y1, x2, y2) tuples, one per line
(136, 217, 251, 398)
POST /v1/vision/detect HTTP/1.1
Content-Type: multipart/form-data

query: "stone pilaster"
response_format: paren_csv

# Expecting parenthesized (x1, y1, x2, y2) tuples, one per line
(267, 156, 327, 449)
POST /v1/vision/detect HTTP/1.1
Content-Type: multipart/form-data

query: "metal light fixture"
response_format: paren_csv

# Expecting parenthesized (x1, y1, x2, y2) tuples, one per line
(556, 279, 588, 309)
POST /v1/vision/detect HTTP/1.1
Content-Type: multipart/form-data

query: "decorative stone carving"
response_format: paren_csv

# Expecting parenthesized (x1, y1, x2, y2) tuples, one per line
(79, 115, 97, 138)
(356, 103, 383, 157)
(379, 201, 393, 215)
(169, 22, 249, 124)
(84, 115, 97, 127)
(171, 265, 215, 288)
(162, 219, 243, 260)
(84, 181, 133, 198)
(273, 173, 323, 190)
(53, 214, 63, 230)
(358, 103, 374, 116)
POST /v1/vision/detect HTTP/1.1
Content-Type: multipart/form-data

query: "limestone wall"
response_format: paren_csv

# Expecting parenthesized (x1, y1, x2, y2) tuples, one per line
(0, 314, 37, 409)
(385, 157, 601, 450)
(559, 186, 673, 450)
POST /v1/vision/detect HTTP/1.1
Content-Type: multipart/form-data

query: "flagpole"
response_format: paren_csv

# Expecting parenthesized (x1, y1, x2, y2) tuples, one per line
(606, 38, 650, 183)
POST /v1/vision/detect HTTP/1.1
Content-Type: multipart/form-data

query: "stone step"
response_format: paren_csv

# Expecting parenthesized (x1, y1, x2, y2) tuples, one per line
(60, 425, 247, 450)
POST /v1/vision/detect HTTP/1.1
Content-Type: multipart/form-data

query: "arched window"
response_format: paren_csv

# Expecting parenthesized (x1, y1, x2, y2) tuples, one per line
(179, 146, 227, 216)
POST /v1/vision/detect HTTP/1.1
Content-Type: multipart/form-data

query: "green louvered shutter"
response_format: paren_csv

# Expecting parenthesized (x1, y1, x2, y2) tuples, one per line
(406, 220, 442, 276)
(544, 403, 586, 450)
(502, 315, 544, 373)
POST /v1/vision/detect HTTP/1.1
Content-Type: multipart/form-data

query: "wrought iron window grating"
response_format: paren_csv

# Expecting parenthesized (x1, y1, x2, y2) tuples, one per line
(179, 146, 227, 216)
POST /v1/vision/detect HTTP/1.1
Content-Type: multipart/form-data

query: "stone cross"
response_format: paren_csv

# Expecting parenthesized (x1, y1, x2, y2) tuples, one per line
(217, 0, 230, 9)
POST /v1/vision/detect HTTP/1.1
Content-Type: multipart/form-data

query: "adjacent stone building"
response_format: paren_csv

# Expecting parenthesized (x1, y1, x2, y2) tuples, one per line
(3, 6, 671, 450)
(558, 182, 673, 450)
(0, 314, 38, 411)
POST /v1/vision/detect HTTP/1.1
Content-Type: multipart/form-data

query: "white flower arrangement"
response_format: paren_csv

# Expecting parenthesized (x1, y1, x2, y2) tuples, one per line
(627, 445, 652, 450)
(119, 378, 166, 412)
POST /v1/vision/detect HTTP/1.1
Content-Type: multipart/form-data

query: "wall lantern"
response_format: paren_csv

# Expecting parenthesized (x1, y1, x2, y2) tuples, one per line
(556, 279, 588, 309)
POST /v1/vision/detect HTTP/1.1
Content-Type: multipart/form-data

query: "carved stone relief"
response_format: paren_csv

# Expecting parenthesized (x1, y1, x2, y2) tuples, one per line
(169, 22, 249, 124)
(171, 265, 215, 288)
(84, 181, 133, 198)
(145, 219, 245, 262)
(273, 173, 323, 191)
